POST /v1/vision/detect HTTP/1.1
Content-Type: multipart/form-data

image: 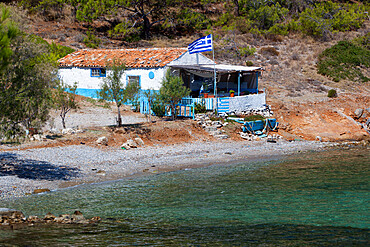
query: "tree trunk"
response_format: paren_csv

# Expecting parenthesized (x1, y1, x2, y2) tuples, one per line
(61, 112, 66, 129)
(233, 0, 240, 16)
(142, 15, 151, 39)
(117, 105, 122, 126)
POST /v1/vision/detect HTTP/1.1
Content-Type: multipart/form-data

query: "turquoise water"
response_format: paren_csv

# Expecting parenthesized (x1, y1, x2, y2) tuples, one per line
(0, 147, 369, 246)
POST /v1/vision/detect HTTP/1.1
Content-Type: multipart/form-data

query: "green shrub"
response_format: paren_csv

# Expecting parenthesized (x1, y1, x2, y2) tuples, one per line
(247, 3, 289, 31)
(83, 29, 100, 48)
(244, 114, 265, 122)
(194, 101, 206, 114)
(246, 61, 254, 66)
(327, 89, 337, 98)
(176, 8, 210, 32)
(151, 101, 166, 117)
(238, 46, 256, 57)
(297, 1, 367, 39)
(317, 39, 370, 82)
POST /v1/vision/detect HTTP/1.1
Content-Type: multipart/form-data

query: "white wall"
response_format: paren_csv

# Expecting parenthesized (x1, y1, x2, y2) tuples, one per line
(229, 93, 266, 112)
(59, 67, 167, 91)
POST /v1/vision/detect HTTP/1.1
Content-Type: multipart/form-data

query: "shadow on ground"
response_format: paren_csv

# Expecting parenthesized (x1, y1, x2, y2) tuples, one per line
(0, 153, 79, 180)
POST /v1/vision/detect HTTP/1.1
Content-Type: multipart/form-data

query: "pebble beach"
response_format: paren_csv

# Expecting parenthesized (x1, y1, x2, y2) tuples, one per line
(0, 139, 330, 201)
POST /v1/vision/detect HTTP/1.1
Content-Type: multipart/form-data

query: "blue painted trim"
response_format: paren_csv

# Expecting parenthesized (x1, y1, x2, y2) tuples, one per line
(149, 71, 155, 79)
(126, 74, 142, 87)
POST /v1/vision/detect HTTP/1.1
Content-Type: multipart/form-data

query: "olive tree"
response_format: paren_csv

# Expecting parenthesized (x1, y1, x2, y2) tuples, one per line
(97, 59, 140, 126)
(53, 82, 78, 129)
(0, 5, 58, 139)
(159, 70, 190, 120)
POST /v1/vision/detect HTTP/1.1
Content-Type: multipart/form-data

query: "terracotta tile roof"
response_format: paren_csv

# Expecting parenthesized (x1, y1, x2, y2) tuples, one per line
(58, 48, 188, 68)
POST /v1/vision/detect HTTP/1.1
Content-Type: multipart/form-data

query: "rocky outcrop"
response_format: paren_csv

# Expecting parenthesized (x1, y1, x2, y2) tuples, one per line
(195, 114, 229, 139)
(0, 208, 101, 227)
(121, 137, 145, 150)
(96, 136, 108, 145)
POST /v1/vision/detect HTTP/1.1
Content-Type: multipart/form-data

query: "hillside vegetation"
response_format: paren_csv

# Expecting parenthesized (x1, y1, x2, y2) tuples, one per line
(1, 1, 369, 142)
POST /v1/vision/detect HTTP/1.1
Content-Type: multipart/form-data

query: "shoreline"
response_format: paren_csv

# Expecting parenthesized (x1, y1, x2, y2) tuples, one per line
(0, 139, 334, 201)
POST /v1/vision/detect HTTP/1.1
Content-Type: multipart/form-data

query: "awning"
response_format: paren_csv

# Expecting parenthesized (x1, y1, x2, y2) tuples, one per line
(169, 64, 263, 74)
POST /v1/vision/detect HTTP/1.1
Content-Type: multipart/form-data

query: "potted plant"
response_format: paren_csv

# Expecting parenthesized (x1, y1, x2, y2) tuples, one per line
(229, 90, 235, 97)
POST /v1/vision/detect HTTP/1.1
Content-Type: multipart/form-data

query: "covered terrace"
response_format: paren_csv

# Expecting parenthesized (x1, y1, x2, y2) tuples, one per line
(170, 64, 263, 98)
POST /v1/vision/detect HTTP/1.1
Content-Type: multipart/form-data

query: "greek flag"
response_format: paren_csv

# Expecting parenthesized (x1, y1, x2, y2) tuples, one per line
(188, 34, 213, 54)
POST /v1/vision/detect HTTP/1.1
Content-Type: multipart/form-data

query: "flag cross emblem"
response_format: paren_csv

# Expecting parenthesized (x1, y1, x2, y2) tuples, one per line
(188, 34, 213, 54)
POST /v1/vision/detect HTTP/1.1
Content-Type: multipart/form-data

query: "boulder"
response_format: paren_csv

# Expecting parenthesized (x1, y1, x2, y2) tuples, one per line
(205, 126, 217, 132)
(62, 128, 76, 135)
(54, 214, 71, 224)
(43, 212, 56, 222)
(96, 136, 108, 145)
(89, 216, 102, 223)
(134, 137, 145, 146)
(0, 208, 26, 225)
(121, 139, 137, 150)
(33, 188, 50, 194)
(366, 118, 370, 127)
(354, 108, 363, 119)
(71, 211, 89, 224)
(27, 215, 41, 223)
(214, 134, 229, 139)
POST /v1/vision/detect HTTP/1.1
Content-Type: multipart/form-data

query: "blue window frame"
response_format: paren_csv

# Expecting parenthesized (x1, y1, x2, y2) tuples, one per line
(91, 68, 106, 77)
(126, 75, 141, 87)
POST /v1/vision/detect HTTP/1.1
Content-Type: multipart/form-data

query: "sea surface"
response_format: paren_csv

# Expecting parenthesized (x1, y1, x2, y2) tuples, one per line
(0, 146, 369, 246)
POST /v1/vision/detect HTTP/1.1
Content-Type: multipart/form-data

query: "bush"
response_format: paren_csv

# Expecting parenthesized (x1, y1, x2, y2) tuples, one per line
(244, 114, 265, 122)
(317, 39, 370, 82)
(238, 46, 256, 57)
(260, 47, 279, 56)
(297, 1, 367, 39)
(194, 101, 206, 114)
(83, 29, 101, 48)
(327, 89, 337, 98)
(246, 61, 254, 66)
(151, 100, 166, 117)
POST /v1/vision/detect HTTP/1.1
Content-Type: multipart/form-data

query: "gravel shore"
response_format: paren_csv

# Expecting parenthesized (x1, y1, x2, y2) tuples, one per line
(0, 139, 330, 201)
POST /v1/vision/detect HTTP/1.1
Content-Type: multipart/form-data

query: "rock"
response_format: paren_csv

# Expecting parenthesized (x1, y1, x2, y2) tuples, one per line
(240, 133, 251, 140)
(0, 208, 26, 224)
(62, 128, 75, 135)
(354, 109, 363, 119)
(33, 188, 50, 194)
(49, 128, 60, 134)
(27, 215, 41, 223)
(121, 139, 137, 150)
(315, 136, 322, 142)
(89, 216, 102, 223)
(205, 126, 217, 132)
(71, 211, 88, 224)
(134, 137, 145, 146)
(214, 134, 229, 139)
(44, 212, 56, 222)
(33, 134, 43, 141)
(366, 118, 370, 127)
(96, 170, 106, 176)
(209, 130, 223, 136)
(96, 136, 108, 145)
(54, 214, 71, 224)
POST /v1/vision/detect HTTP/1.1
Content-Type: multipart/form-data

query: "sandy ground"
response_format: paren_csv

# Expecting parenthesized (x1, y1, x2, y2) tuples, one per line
(0, 138, 335, 201)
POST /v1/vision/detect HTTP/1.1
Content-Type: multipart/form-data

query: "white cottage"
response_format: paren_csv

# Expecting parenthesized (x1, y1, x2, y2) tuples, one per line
(58, 47, 214, 98)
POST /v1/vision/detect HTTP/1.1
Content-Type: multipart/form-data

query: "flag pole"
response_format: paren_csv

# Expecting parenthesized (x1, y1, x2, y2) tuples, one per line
(212, 34, 217, 114)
